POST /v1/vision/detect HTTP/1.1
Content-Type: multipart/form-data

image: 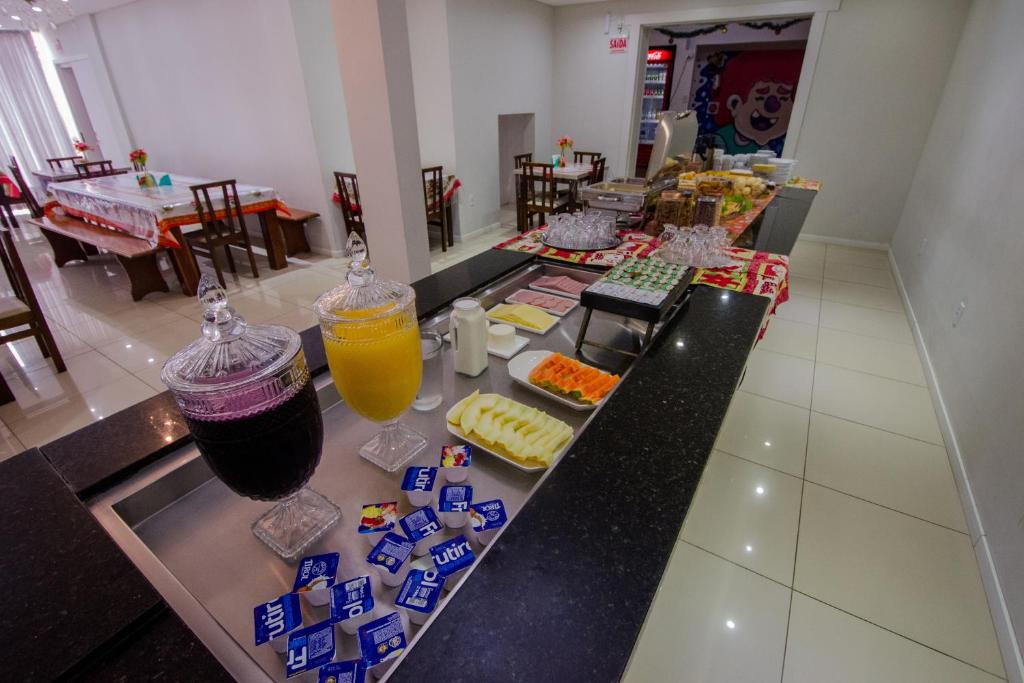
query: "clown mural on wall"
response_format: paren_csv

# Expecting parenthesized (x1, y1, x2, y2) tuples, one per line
(691, 47, 805, 156)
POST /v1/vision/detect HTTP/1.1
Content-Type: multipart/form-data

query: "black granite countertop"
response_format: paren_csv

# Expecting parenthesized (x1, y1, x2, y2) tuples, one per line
(389, 286, 768, 682)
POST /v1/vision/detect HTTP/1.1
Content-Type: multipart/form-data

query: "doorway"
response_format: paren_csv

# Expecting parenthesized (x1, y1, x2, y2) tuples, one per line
(498, 113, 534, 208)
(56, 65, 100, 156)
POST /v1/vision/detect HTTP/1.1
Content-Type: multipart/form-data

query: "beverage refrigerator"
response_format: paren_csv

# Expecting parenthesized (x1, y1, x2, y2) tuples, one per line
(635, 45, 676, 177)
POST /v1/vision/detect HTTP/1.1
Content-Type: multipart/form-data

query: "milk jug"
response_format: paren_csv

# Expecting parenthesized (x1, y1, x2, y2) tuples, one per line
(450, 298, 488, 377)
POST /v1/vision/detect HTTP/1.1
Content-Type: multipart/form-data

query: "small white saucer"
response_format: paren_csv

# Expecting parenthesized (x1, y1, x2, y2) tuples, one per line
(442, 332, 529, 359)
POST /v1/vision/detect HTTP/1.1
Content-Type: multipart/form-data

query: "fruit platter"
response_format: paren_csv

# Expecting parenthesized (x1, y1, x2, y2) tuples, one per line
(446, 391, 575, 471)
(507, 351, 620, 411)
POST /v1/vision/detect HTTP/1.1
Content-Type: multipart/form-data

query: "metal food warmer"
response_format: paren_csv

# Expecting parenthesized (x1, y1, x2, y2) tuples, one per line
(580, 110, 698, 217)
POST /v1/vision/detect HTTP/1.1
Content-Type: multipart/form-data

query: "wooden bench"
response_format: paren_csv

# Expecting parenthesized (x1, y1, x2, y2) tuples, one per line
(276, 208, 318, 257)
(26, 215, 170, 301)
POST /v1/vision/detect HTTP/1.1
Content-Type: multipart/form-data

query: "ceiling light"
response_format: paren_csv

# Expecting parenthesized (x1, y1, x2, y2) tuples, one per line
(11, 15, 22, 20)
(32, 6, 44, 11)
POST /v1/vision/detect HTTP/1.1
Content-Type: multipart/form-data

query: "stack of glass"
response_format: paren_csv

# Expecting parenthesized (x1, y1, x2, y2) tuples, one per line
(657, 224, 735, 268)
(543, 211, 619, 250)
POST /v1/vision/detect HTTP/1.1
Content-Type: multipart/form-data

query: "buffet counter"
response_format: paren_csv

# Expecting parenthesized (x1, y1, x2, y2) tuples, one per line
(0, 187, 816, 681)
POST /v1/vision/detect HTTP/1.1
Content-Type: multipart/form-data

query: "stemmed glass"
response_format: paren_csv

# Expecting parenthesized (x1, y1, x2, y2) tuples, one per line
(314, 233, 426, 471)
(161, 277, 341, 561)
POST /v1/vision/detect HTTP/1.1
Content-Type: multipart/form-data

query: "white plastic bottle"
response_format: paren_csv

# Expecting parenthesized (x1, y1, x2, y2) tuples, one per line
(450, 298, 488, 377)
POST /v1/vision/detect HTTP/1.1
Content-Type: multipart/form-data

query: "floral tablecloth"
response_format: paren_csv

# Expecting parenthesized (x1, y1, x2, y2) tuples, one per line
(785, 177, 822, 192)
(692, 247, 790, 338)
(46, 171, 287, 248)
(493, 228, 659, 267)
(719, 189, 777, 240)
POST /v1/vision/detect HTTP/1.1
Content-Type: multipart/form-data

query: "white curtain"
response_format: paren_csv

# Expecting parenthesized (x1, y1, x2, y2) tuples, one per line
(0, 31, 72, 172)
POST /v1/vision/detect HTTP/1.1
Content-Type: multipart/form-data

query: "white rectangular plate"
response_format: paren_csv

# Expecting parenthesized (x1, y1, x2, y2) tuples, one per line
(528, 282, 586, 301)
(445, 403, 548, 473)
(504, 289, 579, 317)
(507, 350, 608, 411)
(485, 304, 558, 335)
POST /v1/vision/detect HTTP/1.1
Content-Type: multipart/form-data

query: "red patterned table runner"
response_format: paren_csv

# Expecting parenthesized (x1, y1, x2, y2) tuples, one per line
(692, 247, 790, 338)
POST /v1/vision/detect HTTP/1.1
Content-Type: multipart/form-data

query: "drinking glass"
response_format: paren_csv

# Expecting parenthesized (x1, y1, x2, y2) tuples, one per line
(162, 277, 341, 561)
(413, 331, 444, 412)
(314, 233, 427, 472)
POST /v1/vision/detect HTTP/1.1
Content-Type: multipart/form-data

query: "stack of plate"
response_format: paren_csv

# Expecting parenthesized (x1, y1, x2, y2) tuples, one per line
(768, 158, 797, 184)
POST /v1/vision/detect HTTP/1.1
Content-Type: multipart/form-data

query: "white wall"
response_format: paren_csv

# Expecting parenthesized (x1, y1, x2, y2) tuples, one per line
(289, 0, 354, 254)
(891, 0, 1024, 674)
(446, 0, 554, 236)
(407, 0, 456, 172)
(551, 0, 969, 245)
(55, 0, 345, 255)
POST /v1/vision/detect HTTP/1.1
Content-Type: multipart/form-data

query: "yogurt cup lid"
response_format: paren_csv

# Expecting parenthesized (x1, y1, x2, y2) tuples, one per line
(357, 612, 407, 669)
(318, 660, 366, 683)
(469, 499, 508, 533)
(438, 485, 473, 513)
(367, 532, 414, 574)
(358, 502, 398, 534)
(286, 620, 336, 678)
(429, 535, 476, 579)
(253, 592, 302, 646)
(293, 552, 340, 594)
(394, 568, 444, 614)
(401, 466, 438, 492)
(440, 444, 471, 468)
(330, 576, 374, 623)
(399, 507, 443, 543)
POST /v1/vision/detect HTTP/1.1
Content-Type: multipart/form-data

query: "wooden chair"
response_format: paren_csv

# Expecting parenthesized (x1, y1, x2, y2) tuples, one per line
(422, 166, 452, 252)
(522, 162, 569, 231)
(513, 153, 533, 170)
(74, 160, 116, 178)
(7, 157, 43, 219)
(0, 222, 66, 374)
(590, 157, 607, 184)
(187, 180, 259, 288)
(47, 156, 80, 171)
(333, 171, 365, 241)
(573, 151, 602, 166)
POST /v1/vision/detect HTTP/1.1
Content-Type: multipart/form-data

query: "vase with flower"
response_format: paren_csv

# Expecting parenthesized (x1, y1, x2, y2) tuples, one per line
(557, 136, 574, 167)
(130, 148, 148, 172)
(73, 139, 91, 162)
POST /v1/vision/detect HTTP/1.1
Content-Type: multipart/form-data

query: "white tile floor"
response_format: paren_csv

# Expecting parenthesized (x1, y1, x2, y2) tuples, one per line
(625, 242, 1007, 682)
(0, 213, 513, 458)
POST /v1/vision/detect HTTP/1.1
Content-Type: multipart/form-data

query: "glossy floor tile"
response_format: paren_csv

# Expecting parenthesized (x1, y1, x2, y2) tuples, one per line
(758, 317, 818, 360)
(774, 293, 821, 326)
(623, 542, 791, 683)
(822, 278, 905, 313)
(0, 422, 25, 463)
(783, 593, 1003, 683)
(714, 391, 809, 477)
(818, 299, 914, 343)
(812, 364, 943, 444)
(681, 451, 803, 584)
(787, 274, 823, 299)
(816, 326, 925, 385)
(824, 244, 891, 269)
(795, 483, 1004, 677)
(805, 413, 966, 532)
(824, 259, 896, 289)
(741, 348, 815, 408)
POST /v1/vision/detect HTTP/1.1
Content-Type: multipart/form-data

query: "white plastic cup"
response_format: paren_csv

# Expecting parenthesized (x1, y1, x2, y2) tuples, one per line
(443, 467, 468, 484)
(338, 605, 379, 636)
(374, 560, 410, 588)
(439, 510, 468, 528)
(406, 488, 433, 507)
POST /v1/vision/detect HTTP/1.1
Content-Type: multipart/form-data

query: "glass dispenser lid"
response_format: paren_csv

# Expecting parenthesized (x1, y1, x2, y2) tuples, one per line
(161, 275, 301, 395)
(313, 232, 414, 323)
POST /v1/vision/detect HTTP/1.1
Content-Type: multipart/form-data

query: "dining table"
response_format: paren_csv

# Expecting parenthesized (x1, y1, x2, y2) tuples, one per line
(513, 162, 592, 230)
(46, 171, 290, 296)
(32, 166, 130, 192)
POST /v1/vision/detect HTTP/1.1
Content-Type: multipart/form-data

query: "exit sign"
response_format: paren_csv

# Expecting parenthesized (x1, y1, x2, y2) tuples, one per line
(609, 35, 628, 53)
